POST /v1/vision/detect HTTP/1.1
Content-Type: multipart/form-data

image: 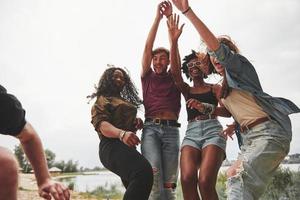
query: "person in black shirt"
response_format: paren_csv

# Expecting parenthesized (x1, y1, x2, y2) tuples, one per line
(0, 85, 70, 200)
(167, 15, 231, 199)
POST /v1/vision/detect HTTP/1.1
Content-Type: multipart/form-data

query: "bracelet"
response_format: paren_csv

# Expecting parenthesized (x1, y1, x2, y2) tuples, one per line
(119, 130, 126, 141)
(182, 6, 191, 15)
(202, 103, 216, 115)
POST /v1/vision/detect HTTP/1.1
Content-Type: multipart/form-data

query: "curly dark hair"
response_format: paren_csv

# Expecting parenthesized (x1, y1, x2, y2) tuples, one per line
(88, 66, 142, 108)
(182, 50, 214, 81)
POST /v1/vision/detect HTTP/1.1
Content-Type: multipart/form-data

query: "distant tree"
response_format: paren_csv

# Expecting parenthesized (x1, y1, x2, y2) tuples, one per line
(13, 144, 32, 173)
(45, 149, 56, 168)
(13, 144, 24, 168)
(92, 166, 103, 171)
(64, 160, 78, 172)
(53, 159, 78, 172)
(79, 166, 84, 172)
(54, 160, 66, 172)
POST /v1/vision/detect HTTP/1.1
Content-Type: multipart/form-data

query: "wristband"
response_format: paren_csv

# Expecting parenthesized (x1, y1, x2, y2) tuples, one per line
(202, 103, 216, 115)
(182, 7, 191, 15)
(119, 130, 126, 141)
(166, 14, 172, 18)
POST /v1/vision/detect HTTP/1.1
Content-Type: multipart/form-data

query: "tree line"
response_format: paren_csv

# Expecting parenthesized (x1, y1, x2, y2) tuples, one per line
(13, 144, 79, 173)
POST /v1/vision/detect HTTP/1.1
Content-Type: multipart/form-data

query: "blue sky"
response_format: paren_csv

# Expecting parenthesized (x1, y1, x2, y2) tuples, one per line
(1, 0, 300, 168)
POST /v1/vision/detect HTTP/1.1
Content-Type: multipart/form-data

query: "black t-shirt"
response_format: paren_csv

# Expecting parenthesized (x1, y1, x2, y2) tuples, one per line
(0, 85, 26, 136)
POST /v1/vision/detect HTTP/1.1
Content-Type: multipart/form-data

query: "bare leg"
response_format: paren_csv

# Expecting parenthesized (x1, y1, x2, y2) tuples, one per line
(180, 146, 201, 200)
(198, 145, 225, 200)
(0, 147, 19, 200)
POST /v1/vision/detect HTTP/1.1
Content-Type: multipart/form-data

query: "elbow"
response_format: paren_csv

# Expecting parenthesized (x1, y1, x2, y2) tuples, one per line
(17, 123, 38, 144)
(98, 121, 111, 136)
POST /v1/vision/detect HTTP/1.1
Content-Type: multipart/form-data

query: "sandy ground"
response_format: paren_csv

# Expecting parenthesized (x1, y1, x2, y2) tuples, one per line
(18, 173, 99, 200)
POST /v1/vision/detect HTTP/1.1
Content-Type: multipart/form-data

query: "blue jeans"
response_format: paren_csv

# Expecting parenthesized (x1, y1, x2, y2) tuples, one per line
(227, 120, 290, 200)
(141, 121, 180, 200)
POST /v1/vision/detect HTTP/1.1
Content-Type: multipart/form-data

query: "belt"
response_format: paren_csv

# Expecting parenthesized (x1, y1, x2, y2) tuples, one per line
(189, 114, 216, 122)
(240, 116, 269, 132)
(145, 118, 181, 127)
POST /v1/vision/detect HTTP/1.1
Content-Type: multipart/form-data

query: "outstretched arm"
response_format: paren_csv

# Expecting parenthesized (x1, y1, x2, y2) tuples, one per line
(167, 14, 188, 95)
(17, 123, 70, 200)
(171, 0, 220, 51)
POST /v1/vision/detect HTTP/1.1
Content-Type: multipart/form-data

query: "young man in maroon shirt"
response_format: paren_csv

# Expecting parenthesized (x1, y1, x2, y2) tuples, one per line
(140, 1, 181, 200)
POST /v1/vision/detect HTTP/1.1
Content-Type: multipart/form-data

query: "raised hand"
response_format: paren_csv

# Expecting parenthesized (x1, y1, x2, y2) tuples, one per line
(156, 2, 164, 20)
(171, 0, 189, 13)
(167, 14, 185, 43)
(160, 1, 173, 18)
(39, 179, 70, 200)
(122, 131, 141, 147)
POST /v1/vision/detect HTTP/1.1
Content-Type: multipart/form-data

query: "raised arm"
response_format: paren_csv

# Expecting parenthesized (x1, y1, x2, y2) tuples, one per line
(141, 1, 173, 77)
(167, 14, 188, 95)
(17, 123, 70, 200)
(171, 0, 220, 51)
(141, 3, 163, 77)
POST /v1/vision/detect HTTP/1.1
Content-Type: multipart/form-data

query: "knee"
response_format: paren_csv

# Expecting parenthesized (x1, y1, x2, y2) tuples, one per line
(198, 176, 214, 191)
(227, 160, 243, 178)
(181, 172, 197, 185)
(227, 165, 239, 178)
(134, 162, 153, 185)
(141, 163, 153, 183)
(0, 148, 19, 185)
(164, 182, 177, 190)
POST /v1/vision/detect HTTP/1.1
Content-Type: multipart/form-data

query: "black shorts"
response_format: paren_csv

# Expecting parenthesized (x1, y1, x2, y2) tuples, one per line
(0, 85, 26, 136)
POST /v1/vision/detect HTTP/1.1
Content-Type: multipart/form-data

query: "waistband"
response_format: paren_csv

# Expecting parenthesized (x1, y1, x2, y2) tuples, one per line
(145, 118, 181, 127)
(240, 116, 269, 132)
(188, 114, 216, 122)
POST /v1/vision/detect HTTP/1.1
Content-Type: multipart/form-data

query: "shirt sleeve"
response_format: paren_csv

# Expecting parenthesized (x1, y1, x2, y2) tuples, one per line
(208, 43, 242, 74)
(90, 96, 112, 133)
(0, 92, 26, 136)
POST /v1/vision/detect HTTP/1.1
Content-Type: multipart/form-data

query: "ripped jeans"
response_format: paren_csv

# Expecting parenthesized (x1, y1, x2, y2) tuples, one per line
(227, 120, 290, 200)
(141, 121, 180, 200)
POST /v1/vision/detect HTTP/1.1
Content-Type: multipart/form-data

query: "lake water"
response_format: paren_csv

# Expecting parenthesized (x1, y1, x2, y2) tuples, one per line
(59, 164, 300, 193)
(59, 171, 124, 192)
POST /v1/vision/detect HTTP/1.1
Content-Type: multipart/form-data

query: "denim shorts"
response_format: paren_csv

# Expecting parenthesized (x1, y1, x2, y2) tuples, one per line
(182, 119, 226, 151)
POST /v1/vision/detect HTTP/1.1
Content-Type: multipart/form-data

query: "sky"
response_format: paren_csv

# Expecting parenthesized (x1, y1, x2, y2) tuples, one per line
(1, 0, 300, 168)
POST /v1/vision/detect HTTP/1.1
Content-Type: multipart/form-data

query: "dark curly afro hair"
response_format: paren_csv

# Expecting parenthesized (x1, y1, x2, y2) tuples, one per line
(181, 50, 214, 81)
